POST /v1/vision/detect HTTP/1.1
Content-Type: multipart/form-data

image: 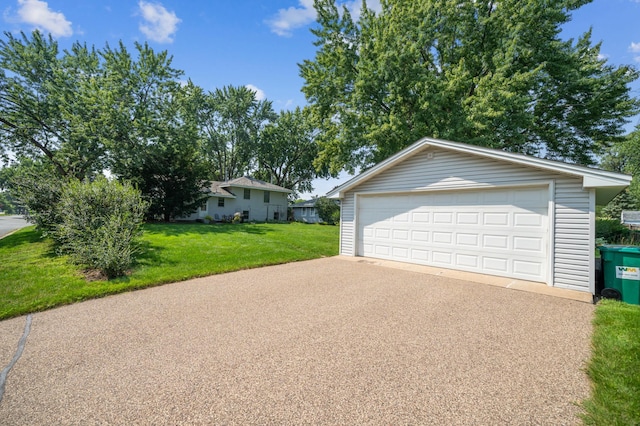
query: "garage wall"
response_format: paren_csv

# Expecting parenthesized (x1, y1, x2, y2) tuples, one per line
(339, 147, 592, 291)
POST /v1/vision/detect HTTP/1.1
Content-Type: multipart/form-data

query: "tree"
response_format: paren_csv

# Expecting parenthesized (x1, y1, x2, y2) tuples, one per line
(1, 31, 211, 222)
(600, 126, 640, 216)
(99, 43, 211, 221)
(0, 31, 106, 179)
(200, 85, 276, 181)
(300, 0, 640, 174)
(0, 191, 16, 214)
(255, 107, 326, 195)
(315, 196, 340, 224)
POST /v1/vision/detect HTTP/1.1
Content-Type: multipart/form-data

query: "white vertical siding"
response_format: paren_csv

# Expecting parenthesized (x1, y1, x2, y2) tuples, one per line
(339, 147, 593, 292)
(340, 193, 356, 255)
(553, 180, 592, 291)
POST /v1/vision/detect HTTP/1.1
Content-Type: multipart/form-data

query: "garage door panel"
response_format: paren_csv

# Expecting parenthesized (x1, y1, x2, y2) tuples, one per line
(411, 212, 430, 223)
(433, 231, 453, 244)
(432, 251, 453, 264)
(357, 187, 549, 282)
(483, 234, 509, 249)
(456, 233, 479, 246)
(433, 212, 453, 224)
(410, 249, 429, 262)
(514, 212, 544, 227)
(456, 253, 479, 268)
(392, 229, 409, 240)
(411, 230, 430, 242)
(513, 236, 543, 251)
(456, 212, 480, 224)
(483, 257, 509, 273)
(513, 260, 544, 276)
(484, 213, 509, 226)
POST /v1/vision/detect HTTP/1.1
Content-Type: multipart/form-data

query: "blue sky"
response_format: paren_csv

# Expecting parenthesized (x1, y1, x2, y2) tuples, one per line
(2, 0, 640, 196)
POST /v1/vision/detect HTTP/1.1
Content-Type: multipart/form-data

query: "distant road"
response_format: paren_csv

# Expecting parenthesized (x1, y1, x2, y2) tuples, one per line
(0, 215, 30, 239)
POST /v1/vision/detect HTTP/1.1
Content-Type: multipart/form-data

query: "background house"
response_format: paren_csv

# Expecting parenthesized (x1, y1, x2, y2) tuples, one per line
(328, 137, 631, 295)
(290, 199, 321, 223)
(184, 177, 291, 222)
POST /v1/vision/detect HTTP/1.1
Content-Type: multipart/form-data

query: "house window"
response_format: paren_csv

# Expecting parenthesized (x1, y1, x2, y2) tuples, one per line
(274, 212, 279, 220)
(218, 198, 224, 207)
(200, 202, 207, 212)
(242, 210, 249, 221)
(244, 188, 250, 199)
(263, 191, 270, 203)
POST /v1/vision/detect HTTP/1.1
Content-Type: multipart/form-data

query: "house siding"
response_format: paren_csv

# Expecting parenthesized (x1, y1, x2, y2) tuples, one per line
(183, 187, 288, 222)
(340, 147, 592, 291)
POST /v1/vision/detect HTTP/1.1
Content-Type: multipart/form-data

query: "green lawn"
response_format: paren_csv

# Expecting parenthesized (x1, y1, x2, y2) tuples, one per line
(0, 222, 339, 320)
(581, 299, 640, 425)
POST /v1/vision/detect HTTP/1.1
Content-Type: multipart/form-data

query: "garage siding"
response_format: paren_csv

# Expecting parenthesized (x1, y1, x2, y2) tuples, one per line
(554, 179, 592, 291)
(339, 147, 592, 291)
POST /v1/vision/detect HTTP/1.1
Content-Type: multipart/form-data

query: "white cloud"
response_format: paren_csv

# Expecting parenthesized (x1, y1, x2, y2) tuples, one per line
(138, 1, 181, 43)
(245, 84, 266, 101)
(629, 42, 640, 63)
(266, 0, 316, 37)
(14, 0, 72, 38)
(597, 53, 608, 61)
(267, 0, 382, 37)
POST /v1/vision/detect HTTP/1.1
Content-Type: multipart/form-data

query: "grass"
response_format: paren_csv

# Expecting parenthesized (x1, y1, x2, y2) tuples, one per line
(0, 222, 339, 320)
(581, 299, 640, 425)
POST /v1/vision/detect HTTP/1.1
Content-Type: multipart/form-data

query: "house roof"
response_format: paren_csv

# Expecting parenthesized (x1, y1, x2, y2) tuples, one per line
(290, 199, 319, 208)
(326, 137, 631, 205)
(290, 198, 340, 208)
(207, 181, 236, 198)
(220, 176, 292, 193)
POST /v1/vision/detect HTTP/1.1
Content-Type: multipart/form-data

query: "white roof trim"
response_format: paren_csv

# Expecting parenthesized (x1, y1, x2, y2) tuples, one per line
(327, 137, 630, 204)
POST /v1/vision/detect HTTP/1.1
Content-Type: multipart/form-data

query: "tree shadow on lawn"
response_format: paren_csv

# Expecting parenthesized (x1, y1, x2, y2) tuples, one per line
(0, 227, 43, 248)
(143, 221, 274, 237)
(0, 227, 61, 259)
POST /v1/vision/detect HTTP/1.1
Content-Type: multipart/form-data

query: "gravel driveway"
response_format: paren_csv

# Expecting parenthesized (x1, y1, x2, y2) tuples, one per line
(0, 257, 594, 425)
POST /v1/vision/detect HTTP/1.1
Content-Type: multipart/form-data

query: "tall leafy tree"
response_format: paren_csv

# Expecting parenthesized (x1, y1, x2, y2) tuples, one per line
(0, 31, 105, 179)
(100, 43, 210, 221)
(255, 107, 326, 195)
(132, 82, 210, 221)
(300, 0, 640, 173)
(200, 85, 276, 181)
(600, 126, 640, 216)
(0, 31, 211, 222)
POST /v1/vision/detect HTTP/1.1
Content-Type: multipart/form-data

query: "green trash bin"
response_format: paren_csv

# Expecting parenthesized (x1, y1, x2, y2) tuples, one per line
(599, 245, 640, 305)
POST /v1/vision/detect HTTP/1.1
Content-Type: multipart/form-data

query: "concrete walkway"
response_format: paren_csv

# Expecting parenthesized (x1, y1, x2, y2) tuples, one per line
(0, 257, 594, 425)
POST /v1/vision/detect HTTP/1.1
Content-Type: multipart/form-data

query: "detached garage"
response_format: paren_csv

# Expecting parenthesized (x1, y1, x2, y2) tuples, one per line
(327, 137, 631, 294)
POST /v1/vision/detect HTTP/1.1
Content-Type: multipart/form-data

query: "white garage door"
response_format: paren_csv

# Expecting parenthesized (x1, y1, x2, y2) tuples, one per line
(357, 186, 549, 282)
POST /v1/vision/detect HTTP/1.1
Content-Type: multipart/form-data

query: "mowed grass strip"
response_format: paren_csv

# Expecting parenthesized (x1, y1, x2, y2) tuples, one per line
(0, 222, 339, 320)
(581, 299, 640, 425)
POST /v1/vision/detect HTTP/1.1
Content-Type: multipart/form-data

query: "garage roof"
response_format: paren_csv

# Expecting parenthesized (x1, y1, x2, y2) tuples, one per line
(327, 137, 631, 204)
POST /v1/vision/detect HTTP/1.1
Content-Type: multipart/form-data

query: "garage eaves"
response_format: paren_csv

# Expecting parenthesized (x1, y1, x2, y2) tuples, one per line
(326, 137, 631, 205)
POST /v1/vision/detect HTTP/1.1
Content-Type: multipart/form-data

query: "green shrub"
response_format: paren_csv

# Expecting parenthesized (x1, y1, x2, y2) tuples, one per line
(6, 163, 67, 236)
(595, 219, 640, 245)
(56, 177, 148, 278)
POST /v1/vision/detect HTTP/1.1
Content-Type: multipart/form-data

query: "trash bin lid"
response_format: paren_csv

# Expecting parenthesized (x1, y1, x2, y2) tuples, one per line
(598, 245, 640, 253)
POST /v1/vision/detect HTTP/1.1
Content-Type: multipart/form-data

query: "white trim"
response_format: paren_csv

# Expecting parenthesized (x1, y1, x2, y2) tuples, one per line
(589, 189, 596, 295)
(352, 194, 359, 256)
(547, 180, 556, 287)
(327, 137, 630, 202)
(351, 180, 551, 198)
